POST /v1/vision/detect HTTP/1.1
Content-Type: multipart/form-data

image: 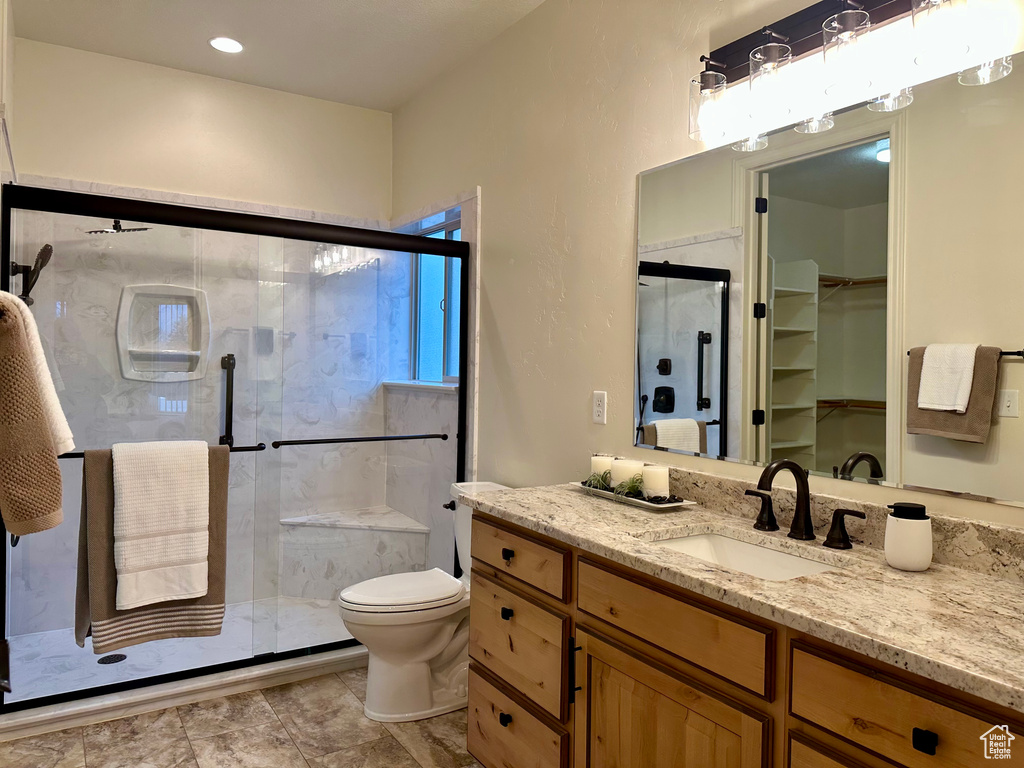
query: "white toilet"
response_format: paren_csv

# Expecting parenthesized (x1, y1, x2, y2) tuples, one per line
(339, 481, 507, 722)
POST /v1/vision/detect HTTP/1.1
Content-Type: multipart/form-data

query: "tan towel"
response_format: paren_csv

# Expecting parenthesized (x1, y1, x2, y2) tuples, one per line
(76, 446, 228, 654)
(0, 293, 63, 535)
(8, 294, 74, 453)
(641, 421, 708, 453)
(907, 346, 1000, 443)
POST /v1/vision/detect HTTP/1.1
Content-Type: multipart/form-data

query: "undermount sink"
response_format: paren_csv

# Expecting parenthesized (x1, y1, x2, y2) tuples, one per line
(655, 533, 834, 581)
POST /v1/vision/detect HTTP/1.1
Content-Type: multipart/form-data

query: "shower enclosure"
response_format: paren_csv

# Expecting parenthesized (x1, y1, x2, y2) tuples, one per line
(0, 185, 469, 711)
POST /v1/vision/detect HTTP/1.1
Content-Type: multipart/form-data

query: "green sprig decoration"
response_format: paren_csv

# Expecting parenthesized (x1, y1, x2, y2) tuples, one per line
(614, 473, 644, 498)
(583, 470, 612, 491)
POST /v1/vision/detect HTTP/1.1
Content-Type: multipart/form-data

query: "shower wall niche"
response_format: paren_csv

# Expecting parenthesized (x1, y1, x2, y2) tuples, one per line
(0, 187, 468, 710)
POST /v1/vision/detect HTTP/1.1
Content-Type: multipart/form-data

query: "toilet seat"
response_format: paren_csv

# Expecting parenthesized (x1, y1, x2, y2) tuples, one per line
(340, 568, 466, 614)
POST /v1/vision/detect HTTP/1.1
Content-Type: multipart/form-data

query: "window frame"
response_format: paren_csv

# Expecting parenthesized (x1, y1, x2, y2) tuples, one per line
(409, 209, 462, 382)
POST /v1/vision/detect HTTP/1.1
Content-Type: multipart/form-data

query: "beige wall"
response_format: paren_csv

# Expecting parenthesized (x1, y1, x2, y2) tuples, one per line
(13, 39, 392, 221)
(392, 0, 1024, 525)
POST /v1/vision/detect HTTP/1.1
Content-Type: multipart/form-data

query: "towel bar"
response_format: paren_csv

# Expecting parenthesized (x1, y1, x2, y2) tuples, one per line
(57, 443, 267, 459)
(272, 433, 448, 449)
(906, 349, 1024, 358)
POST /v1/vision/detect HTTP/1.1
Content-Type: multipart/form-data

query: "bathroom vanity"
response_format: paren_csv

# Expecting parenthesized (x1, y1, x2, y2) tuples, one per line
(463, 483, 1024, 768)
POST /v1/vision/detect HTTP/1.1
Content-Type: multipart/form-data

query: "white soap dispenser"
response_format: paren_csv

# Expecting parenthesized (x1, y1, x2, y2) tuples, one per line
(884, 502, 932, 572)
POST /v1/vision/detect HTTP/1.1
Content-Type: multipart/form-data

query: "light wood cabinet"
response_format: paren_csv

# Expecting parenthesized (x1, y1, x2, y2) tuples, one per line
(468, 571, 570, 719)
(468, 665, 570, 768)
(577, 560, 772, 697)
(573, 630, 768, 767)
(468, 513, 1024, 768)
(472, 518, 571, 601)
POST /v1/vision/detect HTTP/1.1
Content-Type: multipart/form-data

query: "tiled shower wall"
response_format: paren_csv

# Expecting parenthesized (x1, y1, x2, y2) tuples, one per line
(7, 210, 459, 638)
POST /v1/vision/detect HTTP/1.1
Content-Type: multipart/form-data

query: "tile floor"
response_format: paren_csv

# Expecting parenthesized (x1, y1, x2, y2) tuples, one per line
(0, 668, 483, 768)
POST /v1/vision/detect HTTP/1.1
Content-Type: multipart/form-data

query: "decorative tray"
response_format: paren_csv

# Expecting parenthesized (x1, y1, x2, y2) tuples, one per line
(575, 483, 696, 512)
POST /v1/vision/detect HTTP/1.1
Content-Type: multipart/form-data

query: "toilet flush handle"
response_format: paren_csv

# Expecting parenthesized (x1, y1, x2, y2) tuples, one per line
(442, 501, 457, 510)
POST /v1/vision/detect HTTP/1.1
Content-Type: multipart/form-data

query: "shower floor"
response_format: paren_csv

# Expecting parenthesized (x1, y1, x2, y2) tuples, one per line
(6, 597, 349, 704)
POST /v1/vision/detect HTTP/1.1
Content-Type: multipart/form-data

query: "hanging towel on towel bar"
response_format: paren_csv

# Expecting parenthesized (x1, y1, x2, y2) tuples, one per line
(907, 346, 1000, 443)
(917, 343, 981, 413)
(75, 447, 228, 654)
(112, 440, 210, 609)
(649, 419, 703, 453)
(0, 291, 72, 536)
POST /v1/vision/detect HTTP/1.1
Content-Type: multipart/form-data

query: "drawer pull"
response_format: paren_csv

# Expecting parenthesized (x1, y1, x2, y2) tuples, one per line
(499, 712, 513, 727)
(912, 727, 939, 755)
(501, 547, 515, 562)
(500, 607, 514, 621)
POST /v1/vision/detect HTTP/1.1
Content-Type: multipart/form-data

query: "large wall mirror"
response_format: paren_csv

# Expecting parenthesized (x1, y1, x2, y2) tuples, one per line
(635, 45, 1024, 506)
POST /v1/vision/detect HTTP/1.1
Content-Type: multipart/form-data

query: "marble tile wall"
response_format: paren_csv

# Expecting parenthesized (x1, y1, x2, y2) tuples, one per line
(384, 386, 460, 573)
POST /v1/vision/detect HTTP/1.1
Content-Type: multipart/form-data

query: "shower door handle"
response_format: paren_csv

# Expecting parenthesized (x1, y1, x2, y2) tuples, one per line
(697, 331, 712, 411)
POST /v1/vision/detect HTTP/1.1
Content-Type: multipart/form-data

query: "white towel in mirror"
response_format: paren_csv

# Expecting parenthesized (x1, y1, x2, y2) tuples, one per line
(917, 343, 980, 414)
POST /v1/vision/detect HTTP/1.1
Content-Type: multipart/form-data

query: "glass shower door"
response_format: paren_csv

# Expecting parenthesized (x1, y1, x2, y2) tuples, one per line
(636, 261, 730, 456)
(4, 209, 264, 704)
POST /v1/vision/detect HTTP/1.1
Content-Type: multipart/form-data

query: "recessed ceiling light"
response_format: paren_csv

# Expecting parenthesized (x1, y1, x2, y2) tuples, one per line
(209, 37, 243, 54)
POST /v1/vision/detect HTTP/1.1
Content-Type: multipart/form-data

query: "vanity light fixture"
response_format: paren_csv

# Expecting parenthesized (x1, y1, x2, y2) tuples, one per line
(688, 0, 1020, 150)
(867, 87, 915, 111)
(209, 37, 244, 54)
(733, 38, 792, 151)
(688, 60, 729, 141)
(959, 55, 1013, 85)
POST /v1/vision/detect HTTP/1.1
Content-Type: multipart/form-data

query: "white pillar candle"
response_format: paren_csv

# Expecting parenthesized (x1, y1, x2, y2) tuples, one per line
(590, 455, 613, 478)
(642, 465, 670, 499)
(610, 459, 645, 488)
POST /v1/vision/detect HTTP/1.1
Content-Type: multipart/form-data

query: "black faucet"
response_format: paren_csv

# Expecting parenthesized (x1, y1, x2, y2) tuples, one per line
(746, 459, 815, 540)
(834, 451, 884, 483)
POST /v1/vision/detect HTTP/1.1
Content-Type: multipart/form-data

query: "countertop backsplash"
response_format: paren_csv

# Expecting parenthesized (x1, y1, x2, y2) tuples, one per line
(665, 464, 1024, 585)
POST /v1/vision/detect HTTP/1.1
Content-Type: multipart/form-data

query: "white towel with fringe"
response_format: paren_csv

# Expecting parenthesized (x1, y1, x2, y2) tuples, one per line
(112, 441, 209, 610)
(918, 343, 981, 413)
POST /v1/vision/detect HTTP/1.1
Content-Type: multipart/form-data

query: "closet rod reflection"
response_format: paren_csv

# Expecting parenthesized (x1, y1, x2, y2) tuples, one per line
(57, 442, 267, 459)
(272, 433, 448, 449)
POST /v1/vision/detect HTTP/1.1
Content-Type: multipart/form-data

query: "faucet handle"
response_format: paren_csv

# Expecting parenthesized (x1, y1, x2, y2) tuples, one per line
(823, 508, 867, 549)
(745, 489, 779, 532)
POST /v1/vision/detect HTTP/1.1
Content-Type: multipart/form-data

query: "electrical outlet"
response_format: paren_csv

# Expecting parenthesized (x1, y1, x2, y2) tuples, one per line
(998, 390, 1019, 418)
(592, 390, 607, 425)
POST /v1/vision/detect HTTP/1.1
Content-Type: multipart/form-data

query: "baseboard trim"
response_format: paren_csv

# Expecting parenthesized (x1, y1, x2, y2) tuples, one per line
(0, 646, 368, 741)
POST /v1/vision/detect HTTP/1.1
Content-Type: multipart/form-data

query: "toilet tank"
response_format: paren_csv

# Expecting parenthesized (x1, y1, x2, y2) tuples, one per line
(450, 482, 508, 570)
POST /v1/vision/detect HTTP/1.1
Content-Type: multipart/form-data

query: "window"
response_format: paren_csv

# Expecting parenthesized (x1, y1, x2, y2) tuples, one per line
(404, 207, 462, 381)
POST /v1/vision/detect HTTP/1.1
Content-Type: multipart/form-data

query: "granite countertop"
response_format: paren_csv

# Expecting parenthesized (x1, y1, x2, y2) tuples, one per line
(460, 483, 1024, 714)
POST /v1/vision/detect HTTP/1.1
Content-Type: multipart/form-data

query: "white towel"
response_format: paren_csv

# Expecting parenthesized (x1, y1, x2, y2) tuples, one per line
(654, 419, 701, 452)
(112, 441, 210, 610)
(918, 343, 981, 414)
(4, 292, 74, 454)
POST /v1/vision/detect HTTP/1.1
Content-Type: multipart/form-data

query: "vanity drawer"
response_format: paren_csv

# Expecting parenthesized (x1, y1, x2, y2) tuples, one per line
(791, 646, 1024, 768)
(472, 518, 570, 601)
(468, 666, 569, 768)
(789, 734, 869, 768)
(469, 571, 569, 719)
(577, 559, 771, 697)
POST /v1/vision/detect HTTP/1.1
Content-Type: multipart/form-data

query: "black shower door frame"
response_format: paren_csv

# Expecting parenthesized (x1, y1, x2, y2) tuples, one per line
(0, 183, 471, 714)
(637, 260, 730, 457)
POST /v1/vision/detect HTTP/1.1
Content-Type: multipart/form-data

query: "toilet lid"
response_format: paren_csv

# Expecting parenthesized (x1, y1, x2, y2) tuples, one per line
(339, 568, 466, 612)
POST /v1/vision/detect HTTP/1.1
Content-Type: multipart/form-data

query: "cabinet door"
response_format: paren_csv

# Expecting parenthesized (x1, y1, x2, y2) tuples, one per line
(573, 630, 767, 768)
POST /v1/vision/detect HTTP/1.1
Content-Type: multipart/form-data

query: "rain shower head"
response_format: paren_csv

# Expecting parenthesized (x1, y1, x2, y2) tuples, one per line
(86, 219, 151, 234)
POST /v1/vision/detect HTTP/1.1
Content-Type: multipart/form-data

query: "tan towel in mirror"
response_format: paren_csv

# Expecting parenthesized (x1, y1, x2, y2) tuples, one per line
(641, 420, 708, 453)
(75, 446, 229, 654)
(907, 346, 1000, 443)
